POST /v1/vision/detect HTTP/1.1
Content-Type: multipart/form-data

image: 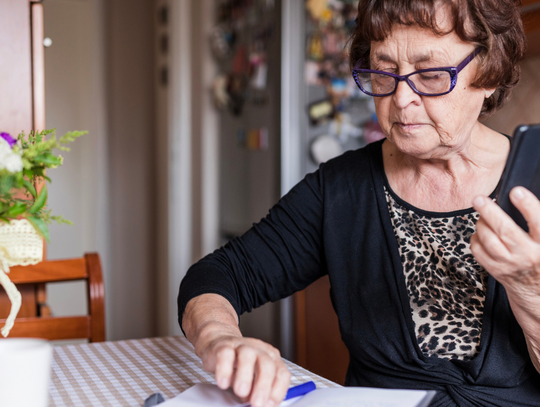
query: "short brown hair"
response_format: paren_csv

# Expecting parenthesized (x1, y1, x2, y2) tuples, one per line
(350, 0, 526, 117)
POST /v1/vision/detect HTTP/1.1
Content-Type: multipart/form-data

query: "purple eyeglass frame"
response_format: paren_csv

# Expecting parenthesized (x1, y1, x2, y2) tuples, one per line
(351, 46, 483, 97)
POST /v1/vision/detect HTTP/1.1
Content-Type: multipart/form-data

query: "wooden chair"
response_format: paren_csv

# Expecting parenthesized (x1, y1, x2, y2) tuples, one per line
(0, 253, 105, 342)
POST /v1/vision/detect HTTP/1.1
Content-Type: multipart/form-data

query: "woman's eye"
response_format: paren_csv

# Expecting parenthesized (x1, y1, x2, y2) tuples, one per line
(419, 73, 441, 80)
(372, 66, 396, 73)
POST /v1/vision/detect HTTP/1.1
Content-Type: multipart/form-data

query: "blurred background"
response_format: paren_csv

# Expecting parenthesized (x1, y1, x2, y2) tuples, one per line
(2, 0, 540, 384)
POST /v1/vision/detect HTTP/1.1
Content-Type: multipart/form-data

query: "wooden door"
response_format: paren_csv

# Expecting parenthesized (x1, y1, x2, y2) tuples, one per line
(0, 0, 47, 320)
(522, 0, 540, 56)
(0, 1, 33, 135)
(295, 276, 350, 385)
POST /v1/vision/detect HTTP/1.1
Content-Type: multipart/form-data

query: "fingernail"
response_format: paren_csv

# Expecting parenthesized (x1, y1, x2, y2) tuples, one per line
(217, 377, 228, 389)
(266, 400, 276, 407)
(473, 196, 485, 208)
(513, 187, 525, 200)
(238, 383, 249, 397)
(253, 396, 265, 407)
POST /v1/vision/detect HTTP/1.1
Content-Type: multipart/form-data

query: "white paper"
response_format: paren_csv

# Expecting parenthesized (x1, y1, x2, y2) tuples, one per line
(158, 384, 430, 407)
(159, 384, 303, 407)
(158, 384, 244, 406)
(288, 387, 429, 407)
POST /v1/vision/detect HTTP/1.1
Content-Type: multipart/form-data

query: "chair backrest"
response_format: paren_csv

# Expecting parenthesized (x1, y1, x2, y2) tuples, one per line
(0, 253, 105, 342)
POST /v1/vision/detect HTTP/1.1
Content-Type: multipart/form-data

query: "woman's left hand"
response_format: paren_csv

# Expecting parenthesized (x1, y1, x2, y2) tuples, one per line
(471, 186, 540, 297)
(471, 186, 540, 371)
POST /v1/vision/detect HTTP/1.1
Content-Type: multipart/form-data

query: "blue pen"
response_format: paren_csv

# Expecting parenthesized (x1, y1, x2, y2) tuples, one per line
(284, 381, 316, 401)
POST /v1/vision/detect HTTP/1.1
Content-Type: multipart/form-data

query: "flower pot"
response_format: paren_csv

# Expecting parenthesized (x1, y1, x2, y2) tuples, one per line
(0, 219, 43, 337)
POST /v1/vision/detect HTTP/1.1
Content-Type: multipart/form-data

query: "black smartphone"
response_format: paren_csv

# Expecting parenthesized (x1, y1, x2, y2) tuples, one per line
(497, 124, 540, 232)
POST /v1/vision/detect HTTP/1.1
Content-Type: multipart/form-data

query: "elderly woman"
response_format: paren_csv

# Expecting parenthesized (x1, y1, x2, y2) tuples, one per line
(179, 0, 540, 406)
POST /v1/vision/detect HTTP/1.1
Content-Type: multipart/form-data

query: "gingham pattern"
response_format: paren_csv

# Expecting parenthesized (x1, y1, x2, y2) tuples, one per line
(49, 336, 339, 406)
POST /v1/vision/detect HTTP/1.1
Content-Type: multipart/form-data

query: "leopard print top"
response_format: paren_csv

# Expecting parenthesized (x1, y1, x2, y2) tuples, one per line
(384, 187, 489, 361)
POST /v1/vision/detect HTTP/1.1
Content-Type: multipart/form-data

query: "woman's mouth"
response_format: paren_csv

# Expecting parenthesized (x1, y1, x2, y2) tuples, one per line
(395, 122, 424, 131)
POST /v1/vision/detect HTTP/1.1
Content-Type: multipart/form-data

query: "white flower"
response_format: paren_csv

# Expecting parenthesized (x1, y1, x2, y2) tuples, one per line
(0, 138, 23, 173)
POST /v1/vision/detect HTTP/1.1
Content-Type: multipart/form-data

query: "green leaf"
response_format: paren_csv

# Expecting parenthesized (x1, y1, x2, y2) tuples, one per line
(27, 215, 50, 242)
(51, 215, 73, 225)
(28, 185, 47, 214)
(59, 130, 87, 144)
(32, 167, 46, 177)
(40, 129, 54, 138)
(34, 152, 62, 166)
(23, 180, 37, 198)
(13, 172, 24, 187)
(7, 202, 27, 217)
(0, 175, 14, 195)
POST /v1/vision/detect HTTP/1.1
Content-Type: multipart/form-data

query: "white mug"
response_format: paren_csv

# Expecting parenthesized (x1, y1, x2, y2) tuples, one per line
(0, 338, 53, 407)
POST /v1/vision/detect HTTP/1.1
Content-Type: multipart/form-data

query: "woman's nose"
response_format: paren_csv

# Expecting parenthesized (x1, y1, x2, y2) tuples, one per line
(392, 79, 421, 109)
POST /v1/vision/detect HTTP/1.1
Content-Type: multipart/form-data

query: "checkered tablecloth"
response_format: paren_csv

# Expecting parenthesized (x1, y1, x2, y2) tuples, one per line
(49, 336, 339, 406)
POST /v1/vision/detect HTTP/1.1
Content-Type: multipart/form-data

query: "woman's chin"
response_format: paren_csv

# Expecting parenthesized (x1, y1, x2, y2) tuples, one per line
(387, 130, 441, 159)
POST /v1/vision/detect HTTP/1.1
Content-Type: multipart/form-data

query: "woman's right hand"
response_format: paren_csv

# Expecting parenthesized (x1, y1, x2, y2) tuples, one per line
(182, 294, 292, 407)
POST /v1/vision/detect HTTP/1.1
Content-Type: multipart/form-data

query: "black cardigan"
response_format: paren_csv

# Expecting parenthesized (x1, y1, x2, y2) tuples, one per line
(178, 140, 540, 406)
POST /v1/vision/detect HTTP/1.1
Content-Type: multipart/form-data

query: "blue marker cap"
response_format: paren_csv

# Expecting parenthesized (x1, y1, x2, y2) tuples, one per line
(284, 381, 316, 401)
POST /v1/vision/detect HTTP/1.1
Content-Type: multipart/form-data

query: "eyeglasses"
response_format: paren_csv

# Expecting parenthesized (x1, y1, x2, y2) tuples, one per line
(351, 47, 483, 97)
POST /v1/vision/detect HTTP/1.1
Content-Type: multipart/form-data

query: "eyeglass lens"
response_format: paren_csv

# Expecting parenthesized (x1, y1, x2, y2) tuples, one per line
(356, 70, 452, 96)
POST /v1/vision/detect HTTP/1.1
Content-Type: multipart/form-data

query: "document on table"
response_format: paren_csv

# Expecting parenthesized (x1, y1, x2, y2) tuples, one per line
(158, 383, 436, 407)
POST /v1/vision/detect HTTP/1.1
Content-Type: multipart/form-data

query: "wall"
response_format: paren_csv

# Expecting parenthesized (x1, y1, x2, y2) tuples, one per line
(106, 0, 157, 340)
(44, 0, 158, 341)
(155, 0, 196, 337)
(155, 0, 222, 336)
(44, 0, 109, 322)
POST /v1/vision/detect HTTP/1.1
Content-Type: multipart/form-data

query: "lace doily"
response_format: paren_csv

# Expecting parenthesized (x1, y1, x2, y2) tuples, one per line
(0, 219, 44, 337)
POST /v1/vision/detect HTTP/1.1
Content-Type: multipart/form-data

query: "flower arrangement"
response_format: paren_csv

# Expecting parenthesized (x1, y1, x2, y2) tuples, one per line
(0, 129, 85, 337)
(0, 129, 86, 241)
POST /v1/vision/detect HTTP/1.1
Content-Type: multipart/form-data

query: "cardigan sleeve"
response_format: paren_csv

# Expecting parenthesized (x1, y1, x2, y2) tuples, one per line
(177, 167, 328, 329)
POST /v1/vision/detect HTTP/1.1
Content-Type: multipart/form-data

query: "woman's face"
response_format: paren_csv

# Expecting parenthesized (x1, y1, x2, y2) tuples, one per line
(371, 21, 488, 160)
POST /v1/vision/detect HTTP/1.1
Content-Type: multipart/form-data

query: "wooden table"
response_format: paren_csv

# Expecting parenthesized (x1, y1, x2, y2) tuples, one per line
(49, 336, 339, 406)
